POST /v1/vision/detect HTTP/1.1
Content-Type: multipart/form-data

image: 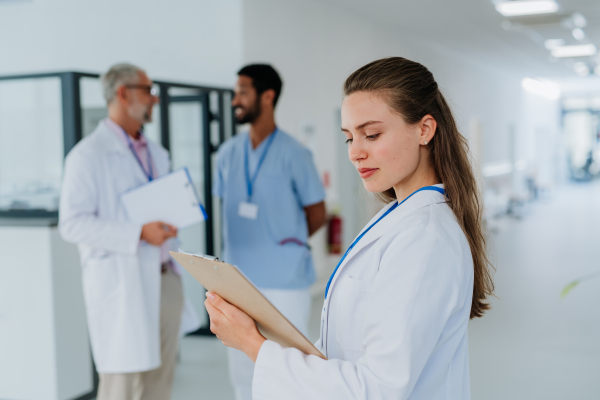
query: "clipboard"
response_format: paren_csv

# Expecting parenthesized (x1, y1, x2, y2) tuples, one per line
(170, 251, 326, 359)
(121, 168, 207, 229)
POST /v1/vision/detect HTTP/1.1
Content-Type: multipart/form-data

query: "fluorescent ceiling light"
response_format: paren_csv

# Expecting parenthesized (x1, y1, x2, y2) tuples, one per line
(521, 78, 560, 100)
(572, 28, 585, 41)
(544, 39, 565, 50)
(571, 12, 587, 28)
(495, 1, 559, 17)
(573, 62, 590, 76)
(551, 44, 597, 58)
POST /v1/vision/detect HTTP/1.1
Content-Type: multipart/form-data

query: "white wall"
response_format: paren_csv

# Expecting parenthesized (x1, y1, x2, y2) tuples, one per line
(0, 0, 243, 87)
(241, 0, 560, 288)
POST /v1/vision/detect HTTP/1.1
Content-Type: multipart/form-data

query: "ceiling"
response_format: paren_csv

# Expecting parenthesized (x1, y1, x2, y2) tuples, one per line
(319, 0, 600, 79)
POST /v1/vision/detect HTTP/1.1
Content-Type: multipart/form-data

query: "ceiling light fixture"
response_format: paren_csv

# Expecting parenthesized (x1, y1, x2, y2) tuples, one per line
(570, 12, 587, 28)
(521, 78, 561, 100)
(551, 44, 597, 58)
(572, 28, 585, 41)
(544, 39, 565, 50)
(495, 1, 559, 17)
(573, 62, 590, 76)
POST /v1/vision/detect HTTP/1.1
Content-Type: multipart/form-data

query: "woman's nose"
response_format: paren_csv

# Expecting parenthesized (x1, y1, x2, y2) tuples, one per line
(349, 139, 367, 163)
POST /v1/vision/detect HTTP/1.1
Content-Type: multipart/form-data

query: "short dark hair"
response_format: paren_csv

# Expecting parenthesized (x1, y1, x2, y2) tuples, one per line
(237, 64, 283, 107)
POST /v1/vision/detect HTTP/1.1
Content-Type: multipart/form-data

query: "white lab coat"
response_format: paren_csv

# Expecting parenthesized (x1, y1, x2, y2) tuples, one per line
(252, 187, 474, 400)
(59, 121, 200, 374)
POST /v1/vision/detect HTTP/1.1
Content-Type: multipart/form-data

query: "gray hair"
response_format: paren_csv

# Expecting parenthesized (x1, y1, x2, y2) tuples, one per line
(101, 63, 145, 104)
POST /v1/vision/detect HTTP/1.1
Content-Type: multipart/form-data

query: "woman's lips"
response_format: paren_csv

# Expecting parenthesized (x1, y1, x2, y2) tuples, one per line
(358, 168, 378, 179)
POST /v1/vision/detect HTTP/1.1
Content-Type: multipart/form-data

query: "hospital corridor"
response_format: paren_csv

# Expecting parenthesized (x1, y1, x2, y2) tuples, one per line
(1, 0, 600, 399)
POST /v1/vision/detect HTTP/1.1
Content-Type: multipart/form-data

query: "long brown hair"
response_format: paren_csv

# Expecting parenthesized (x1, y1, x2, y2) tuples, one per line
(344, 57, 493, 318)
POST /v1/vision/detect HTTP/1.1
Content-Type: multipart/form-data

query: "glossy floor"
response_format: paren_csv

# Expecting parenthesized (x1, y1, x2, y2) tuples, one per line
(169, 182, 600, 400)
(469, 182, 600, 399)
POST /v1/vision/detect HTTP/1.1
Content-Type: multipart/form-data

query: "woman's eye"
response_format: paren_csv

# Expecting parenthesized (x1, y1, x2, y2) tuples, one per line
(366, 133, 381, 140)
(345, 138, 353, 144)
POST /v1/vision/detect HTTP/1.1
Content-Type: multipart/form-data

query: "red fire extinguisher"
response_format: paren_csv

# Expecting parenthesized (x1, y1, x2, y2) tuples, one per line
(327, 211, 343, 255)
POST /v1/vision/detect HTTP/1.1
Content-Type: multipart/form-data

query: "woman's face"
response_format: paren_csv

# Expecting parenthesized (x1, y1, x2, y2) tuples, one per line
(341, 91, 423, 194)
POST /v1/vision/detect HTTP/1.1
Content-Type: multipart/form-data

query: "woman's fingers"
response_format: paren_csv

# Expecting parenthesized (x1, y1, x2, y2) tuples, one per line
(206, 292, 239, 320)
(205, 298, 225, 336)
(204, 298, 224, 320)
(204, 292, 266, 359)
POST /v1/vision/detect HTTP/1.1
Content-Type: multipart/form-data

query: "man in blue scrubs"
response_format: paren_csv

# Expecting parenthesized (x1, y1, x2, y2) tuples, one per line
(213, 64, 326, 400)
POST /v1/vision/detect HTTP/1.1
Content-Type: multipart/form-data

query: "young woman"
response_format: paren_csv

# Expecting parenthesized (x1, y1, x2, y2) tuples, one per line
(204, 57, 494, 400)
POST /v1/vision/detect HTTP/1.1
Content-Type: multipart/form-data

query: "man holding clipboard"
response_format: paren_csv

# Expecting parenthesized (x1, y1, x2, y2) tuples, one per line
(59, 64, 199, 400)
(213, 64, 326, 400)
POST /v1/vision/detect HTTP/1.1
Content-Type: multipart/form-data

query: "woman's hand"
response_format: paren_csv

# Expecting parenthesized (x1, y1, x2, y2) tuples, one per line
(204, 292, 267, 362)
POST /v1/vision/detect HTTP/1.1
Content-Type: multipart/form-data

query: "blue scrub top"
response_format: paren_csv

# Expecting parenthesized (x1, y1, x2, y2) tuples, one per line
(213, 129, 325, 289)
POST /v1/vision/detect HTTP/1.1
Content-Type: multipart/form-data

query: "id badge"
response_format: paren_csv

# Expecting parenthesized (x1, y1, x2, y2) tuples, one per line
(238, 202, 259, 220)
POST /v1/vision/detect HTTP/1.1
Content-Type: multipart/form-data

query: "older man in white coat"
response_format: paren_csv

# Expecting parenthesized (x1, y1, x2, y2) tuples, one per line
(59, 63, 199, 400)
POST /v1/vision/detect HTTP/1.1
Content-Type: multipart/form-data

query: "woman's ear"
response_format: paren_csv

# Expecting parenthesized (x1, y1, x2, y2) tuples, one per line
(420, 114, 437, 145)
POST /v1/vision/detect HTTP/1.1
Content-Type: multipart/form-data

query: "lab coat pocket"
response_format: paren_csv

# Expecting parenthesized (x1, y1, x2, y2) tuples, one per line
(82, 255, 121, 309)
(335, 275, 372, 351)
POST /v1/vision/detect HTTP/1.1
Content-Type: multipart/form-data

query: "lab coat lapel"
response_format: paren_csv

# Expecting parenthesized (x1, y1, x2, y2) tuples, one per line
(97, 122, 151, 183)
(326, 189, 446, 301)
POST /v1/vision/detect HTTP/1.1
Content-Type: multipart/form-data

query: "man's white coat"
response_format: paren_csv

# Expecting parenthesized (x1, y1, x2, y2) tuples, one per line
(59, 121, 199, 373)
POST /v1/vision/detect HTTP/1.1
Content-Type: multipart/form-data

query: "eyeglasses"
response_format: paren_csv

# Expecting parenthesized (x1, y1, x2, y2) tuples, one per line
(125, 84, 158, 97)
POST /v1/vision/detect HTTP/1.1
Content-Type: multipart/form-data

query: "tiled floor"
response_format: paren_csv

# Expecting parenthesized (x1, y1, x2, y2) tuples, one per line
(171, 182, 600, 399)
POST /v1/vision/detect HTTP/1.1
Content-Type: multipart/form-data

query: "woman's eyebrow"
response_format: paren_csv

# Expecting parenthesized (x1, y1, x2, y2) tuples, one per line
(341, 120, 383, 132)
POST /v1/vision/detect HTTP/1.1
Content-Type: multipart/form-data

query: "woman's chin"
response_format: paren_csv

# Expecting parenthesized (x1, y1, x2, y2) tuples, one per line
(362, 181, 390, 194)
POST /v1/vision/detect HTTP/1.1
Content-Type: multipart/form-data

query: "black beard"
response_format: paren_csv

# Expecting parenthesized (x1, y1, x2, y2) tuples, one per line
(235, 98, 262, 124)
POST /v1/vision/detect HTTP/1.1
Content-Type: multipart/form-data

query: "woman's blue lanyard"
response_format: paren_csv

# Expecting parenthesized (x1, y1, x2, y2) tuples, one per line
(124, 131, 154, 181)
(244, 129, 277, 201)
(324, 186, 445, 298)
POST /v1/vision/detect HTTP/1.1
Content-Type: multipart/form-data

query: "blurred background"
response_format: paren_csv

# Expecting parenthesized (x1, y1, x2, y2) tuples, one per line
(0, 0, 599, 399)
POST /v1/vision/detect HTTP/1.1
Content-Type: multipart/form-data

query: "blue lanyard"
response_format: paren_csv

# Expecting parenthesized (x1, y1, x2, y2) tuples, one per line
(324, 186, 445, 298)
(244, 130, 277, 200)
(124, 131, 154, 181)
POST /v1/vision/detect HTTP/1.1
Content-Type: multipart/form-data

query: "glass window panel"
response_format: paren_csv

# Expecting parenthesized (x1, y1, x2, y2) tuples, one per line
(0, 77, 63, 212)
(212, 152, 222, 258)
(169, 101, 205, 253)
(168, 87, 201, 96)
(209, 91, 219, 114)
(222, 92, 234, 141)
(169, 100, 208, 328)
(564, 111, 595, 169)
(209, 91, 221, 147)
(80, 77, 108, 137)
